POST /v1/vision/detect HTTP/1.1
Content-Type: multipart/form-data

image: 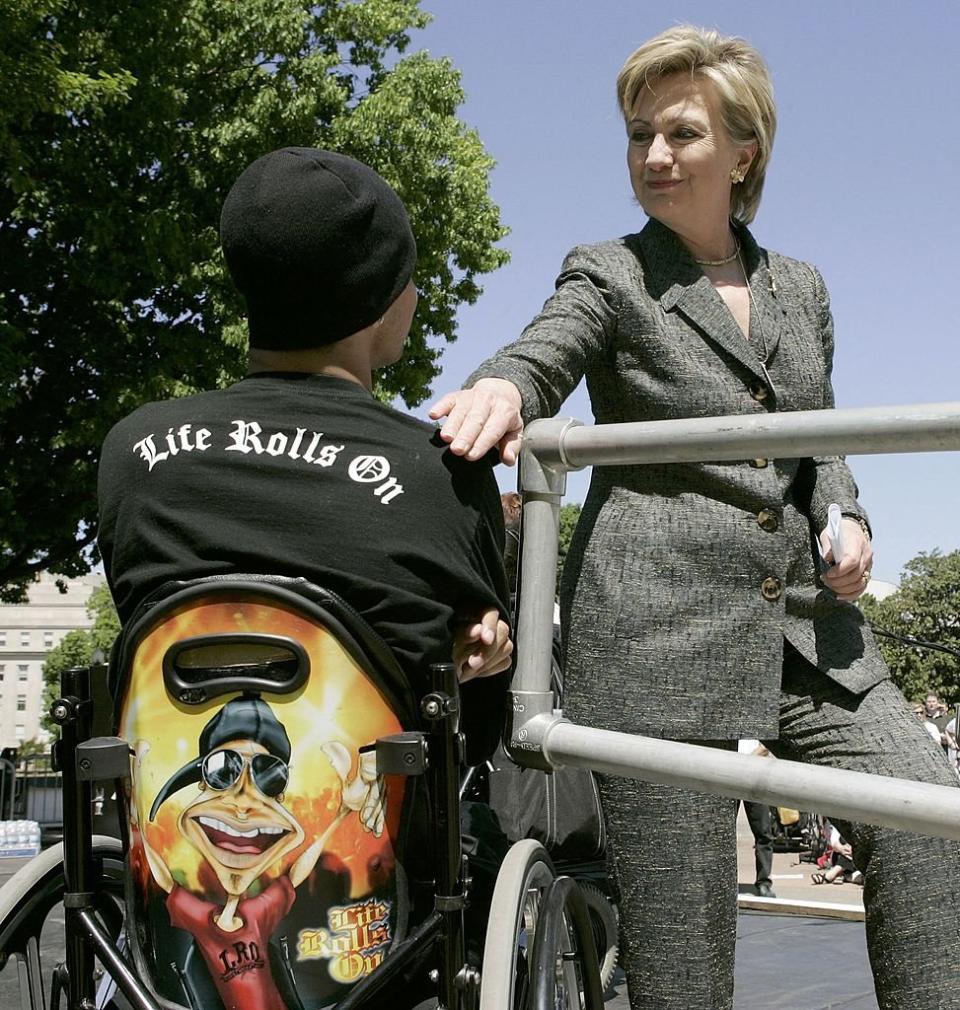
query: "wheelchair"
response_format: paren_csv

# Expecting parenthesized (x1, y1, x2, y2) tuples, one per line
(0, 575, 604, 1010)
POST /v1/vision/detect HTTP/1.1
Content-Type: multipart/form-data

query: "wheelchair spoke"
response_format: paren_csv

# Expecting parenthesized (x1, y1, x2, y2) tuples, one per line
(16, 937, 47, 1010)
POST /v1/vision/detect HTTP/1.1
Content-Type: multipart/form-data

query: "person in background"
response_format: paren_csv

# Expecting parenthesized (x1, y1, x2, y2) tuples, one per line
(923, 690, 951, 755)
(428, 25, 960, 1010)
(944, 713, 959, 777)
(737, 740, 775, 898)
(500, 491, 523, 596)
(812, 822, 863, 886)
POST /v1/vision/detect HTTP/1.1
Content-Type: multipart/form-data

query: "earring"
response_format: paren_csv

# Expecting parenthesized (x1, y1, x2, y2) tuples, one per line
(730, 166, 746, 184)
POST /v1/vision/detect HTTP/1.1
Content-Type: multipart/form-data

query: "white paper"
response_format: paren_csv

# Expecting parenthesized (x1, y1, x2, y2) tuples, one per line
(823, 503, 844, 565)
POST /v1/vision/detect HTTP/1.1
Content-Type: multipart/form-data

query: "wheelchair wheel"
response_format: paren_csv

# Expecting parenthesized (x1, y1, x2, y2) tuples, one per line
(528, 876, 604, 1010)
(0, 836, 127, 1010)
(480, 840, 554, 1010)
(576, 881, 619, 993)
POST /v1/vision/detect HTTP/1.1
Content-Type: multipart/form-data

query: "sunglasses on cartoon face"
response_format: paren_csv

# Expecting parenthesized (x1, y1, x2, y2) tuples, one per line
(201, 749, 289, 797)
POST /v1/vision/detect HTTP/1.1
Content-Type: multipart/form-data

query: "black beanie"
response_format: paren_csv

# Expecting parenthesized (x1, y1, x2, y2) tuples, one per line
(220, 147, 417, 350)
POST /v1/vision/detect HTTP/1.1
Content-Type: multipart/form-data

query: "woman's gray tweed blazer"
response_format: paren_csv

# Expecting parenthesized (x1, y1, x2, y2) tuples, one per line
(468, 217, 888, 741)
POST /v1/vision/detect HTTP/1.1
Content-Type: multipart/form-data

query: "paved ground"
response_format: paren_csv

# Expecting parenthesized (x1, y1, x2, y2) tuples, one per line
(0, 809, 877, 1010)
(733, 805, 864, 915)
(603, 911, 877, 1009)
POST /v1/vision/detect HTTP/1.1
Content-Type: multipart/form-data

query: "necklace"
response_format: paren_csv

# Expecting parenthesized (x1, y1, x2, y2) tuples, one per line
(694, 239, 740, 266)
(736, 246, 777, 396)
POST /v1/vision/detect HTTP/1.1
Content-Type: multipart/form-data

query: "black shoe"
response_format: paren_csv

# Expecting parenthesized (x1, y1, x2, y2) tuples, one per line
(755, 882, 776, 898)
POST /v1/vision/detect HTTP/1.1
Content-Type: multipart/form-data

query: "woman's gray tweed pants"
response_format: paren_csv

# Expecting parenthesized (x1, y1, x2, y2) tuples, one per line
(593, 647, 960, 1010)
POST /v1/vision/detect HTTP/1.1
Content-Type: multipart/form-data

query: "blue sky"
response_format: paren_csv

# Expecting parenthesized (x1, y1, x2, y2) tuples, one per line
(405, 0, 960, 585)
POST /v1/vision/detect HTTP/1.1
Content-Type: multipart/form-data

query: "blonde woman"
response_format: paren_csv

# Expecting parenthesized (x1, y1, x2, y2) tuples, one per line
(431, 26, 960, 1010)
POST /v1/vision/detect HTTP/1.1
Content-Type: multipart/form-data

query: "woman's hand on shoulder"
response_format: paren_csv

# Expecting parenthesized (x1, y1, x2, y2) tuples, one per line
(819, 518, 874, 602)
(429, 378, 524, 465)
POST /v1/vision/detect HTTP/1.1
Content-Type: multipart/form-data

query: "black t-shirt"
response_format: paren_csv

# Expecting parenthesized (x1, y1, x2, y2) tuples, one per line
(97, 372, 510, 757)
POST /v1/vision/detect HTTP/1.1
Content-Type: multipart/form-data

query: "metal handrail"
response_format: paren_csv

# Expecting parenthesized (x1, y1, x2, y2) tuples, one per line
(510, 401, 960, 840)
(523, 400, 960, 468)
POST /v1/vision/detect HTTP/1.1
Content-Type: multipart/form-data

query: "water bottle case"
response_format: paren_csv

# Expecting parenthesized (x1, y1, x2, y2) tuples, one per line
(0, 820, 42, 858)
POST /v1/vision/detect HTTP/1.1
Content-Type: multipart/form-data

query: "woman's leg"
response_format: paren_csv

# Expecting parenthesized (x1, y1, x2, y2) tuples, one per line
(771, 648, 960, 1009)
(598, 767, 738, 1010)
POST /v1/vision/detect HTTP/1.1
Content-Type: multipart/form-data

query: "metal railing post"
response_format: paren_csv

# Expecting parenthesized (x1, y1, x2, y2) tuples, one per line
(506, 400, 960, 837)
(509, 418, 580, 770)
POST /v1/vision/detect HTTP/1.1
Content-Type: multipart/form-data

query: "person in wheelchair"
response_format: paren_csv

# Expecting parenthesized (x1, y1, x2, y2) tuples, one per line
(97, 146, 512, 756)
(94, 148, 514, 1010)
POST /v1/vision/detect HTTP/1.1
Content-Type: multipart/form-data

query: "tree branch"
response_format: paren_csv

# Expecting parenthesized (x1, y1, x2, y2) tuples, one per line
(0, 528, 98, 588)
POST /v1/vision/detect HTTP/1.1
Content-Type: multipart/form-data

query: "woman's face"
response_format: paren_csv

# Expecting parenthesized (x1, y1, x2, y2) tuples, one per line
(626, 73, 755, 238)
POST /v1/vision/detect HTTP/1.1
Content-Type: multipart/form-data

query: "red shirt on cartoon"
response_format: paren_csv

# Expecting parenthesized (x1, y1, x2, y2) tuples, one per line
(167, 876, 296, 1010)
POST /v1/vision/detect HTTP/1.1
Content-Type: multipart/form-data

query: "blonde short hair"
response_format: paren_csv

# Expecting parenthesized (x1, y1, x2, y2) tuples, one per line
(617, 26, 777, 224)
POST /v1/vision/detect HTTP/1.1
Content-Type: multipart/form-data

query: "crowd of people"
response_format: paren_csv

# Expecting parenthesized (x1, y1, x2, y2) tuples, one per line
(916, 690, 959, 775)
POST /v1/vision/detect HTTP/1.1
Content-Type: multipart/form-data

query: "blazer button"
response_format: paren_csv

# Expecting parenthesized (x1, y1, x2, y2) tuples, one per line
(757, 509, 779, 532)
(750, 457, 769, 468)
(750, 381, 769, 402)
(761, 576, 783, 601)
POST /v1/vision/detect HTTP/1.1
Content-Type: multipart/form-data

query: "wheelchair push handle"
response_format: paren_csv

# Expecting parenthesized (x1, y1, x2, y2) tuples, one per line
(162, 632, 310, 704)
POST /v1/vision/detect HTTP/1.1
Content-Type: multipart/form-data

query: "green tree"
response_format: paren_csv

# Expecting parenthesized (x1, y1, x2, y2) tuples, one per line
(1, 1, 134, 172)
(1, 0, 507, 601)
(860, 550, 960, 704)
(40, 583, 120, 732)
(557, 502, 582, 595)
(13, 736, 48, 756)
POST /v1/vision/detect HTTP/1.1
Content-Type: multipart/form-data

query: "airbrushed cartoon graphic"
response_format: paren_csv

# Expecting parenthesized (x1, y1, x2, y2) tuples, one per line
(130, 694, 385, 1010)
(119, 597, 407, 1010)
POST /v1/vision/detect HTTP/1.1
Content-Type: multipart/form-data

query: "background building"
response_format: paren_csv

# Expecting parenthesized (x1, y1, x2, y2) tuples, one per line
(864, 578, 898, 602)
(0, 573, 103, 749)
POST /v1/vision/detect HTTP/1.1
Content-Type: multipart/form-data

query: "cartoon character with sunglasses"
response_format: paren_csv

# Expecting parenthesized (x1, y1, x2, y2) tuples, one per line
(130, 692, 384, 1010)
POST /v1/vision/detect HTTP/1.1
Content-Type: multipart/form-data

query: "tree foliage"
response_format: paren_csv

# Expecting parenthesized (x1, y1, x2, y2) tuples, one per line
(860, 550, 960, 704)
(1, 0, 507, 600)
(557, 503, 581, 595)
(40, 583, 120, 732)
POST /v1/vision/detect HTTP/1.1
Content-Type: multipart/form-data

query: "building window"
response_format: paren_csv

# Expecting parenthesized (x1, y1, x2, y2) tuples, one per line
(20, 631, 30, 647)
(15, 725, 24, 740)
(16, 695, 26, 712)
(43, 631, 54, 648)
(0, 631, 5, 646)
(18, 664, 28, 681)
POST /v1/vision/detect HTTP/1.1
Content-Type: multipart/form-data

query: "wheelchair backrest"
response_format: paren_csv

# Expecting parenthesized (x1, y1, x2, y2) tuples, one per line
(114, 577, 419, 1010)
